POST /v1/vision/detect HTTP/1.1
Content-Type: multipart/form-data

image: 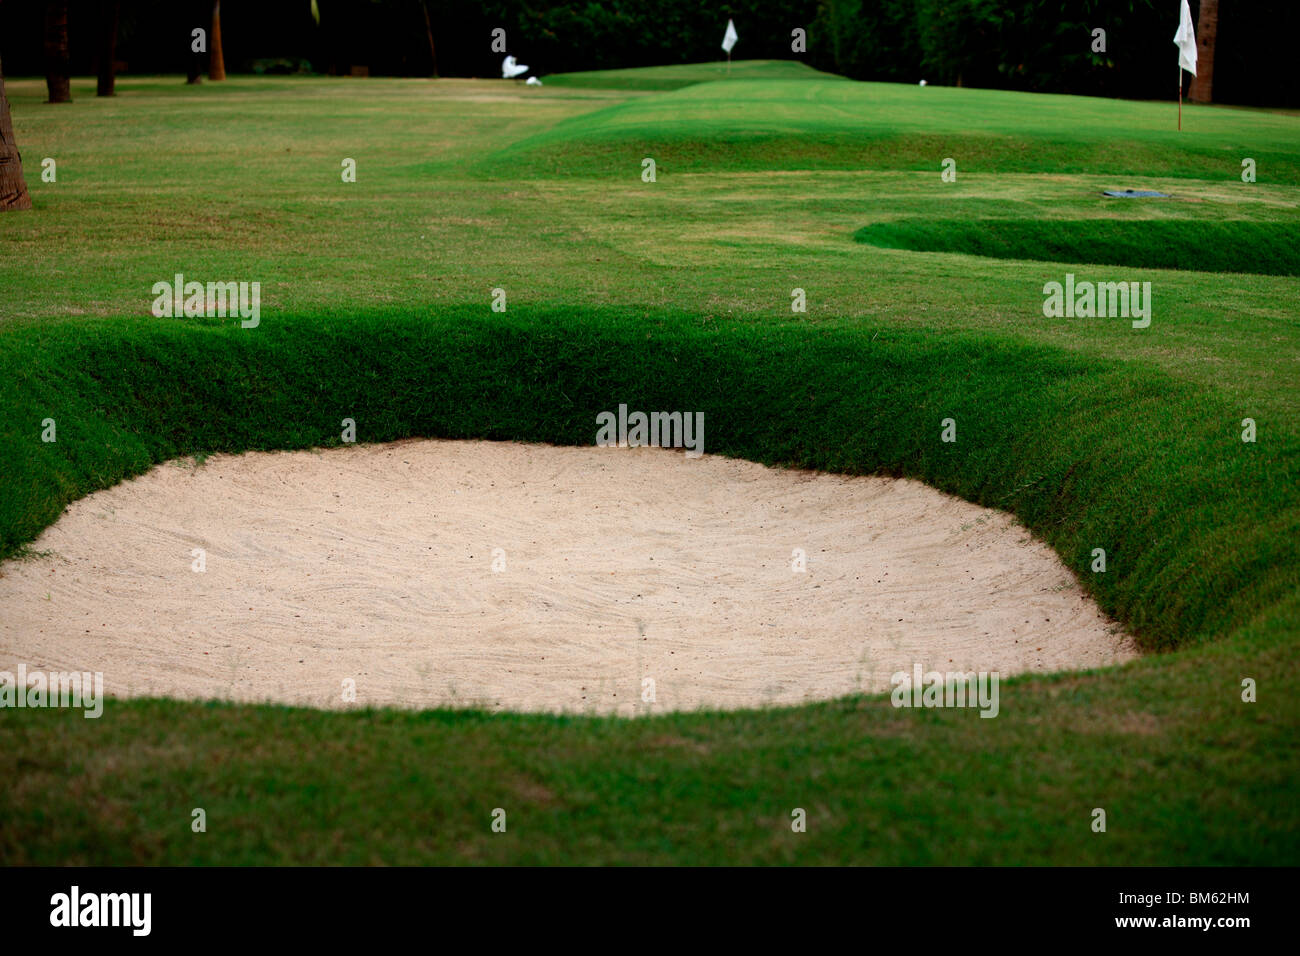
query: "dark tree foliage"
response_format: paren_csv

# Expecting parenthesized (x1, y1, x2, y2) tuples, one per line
(815, 0, 920, 85)
(0, 0, 1294, 107)
(818, 0, 1297, 106)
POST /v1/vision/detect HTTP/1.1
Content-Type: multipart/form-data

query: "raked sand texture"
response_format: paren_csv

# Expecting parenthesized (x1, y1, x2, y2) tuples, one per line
(0, 440, 1137, 715)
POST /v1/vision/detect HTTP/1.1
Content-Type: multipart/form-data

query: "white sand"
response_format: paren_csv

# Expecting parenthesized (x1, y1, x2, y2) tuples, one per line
(0, 440, 1137, 715)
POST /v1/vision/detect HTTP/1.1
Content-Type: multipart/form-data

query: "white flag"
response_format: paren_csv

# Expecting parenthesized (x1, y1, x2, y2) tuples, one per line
(1174, 0, 1197, 77)
(502, 55, 529, 79)
(722, 19, 739, 54)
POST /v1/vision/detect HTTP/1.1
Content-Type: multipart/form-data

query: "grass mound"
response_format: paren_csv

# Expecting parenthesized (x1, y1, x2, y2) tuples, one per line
(480, 76, 1300, 179)
(855, 218, 1300, 275)
(542, 59, 836, 90)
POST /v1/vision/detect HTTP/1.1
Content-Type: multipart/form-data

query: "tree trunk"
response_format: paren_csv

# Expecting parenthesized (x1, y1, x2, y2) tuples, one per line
(420, 1, 439, 77)
(96, 0, 120, 97)
(44, 0, 72, 104)
(0, 56, 34, 211)
(1189, 0, 1218, 103)
(209, 0, 226, 81)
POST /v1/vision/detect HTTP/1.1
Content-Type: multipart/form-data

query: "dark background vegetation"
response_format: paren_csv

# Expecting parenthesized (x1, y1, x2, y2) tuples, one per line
(0, 0, 1296, 107)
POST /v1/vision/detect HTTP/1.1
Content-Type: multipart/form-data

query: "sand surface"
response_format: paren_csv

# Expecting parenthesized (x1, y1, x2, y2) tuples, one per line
(0, 440, 1137, 715)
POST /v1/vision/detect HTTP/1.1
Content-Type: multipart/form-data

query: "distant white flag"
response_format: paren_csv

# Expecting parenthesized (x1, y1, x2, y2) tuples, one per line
(1174, 0, 1197, 77)
(722, 19, 739, 54)
(502, 55, 529, 79)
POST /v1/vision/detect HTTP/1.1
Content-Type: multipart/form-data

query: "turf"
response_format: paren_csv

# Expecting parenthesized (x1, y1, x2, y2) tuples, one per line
(479, 75, 1300, 179)
(855, 218, 1300, 276)
(0, 66, 1297, 865)
(542, 58, 838, 90)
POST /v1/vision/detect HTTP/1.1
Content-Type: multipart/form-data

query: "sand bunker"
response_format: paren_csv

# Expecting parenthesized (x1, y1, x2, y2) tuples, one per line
(0, 440, 1136, 715)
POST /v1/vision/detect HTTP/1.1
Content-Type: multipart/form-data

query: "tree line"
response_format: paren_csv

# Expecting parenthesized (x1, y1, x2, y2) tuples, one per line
(1, 3, 1290, 107)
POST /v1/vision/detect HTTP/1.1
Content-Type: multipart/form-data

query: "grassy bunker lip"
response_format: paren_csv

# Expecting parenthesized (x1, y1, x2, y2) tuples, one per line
(854, 218, 1300, 276)
(3, 307, 1295, 655)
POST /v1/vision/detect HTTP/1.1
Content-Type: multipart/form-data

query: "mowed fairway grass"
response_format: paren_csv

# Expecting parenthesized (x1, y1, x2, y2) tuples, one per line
(1, 62, 1297, 865)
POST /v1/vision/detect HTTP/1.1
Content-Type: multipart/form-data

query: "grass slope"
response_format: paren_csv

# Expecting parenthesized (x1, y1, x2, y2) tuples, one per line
(481, 75, 1300, 180)
(856, 218, 1300, 276)
(542, 59, 837, 90)
(0, 68, 1297, 865)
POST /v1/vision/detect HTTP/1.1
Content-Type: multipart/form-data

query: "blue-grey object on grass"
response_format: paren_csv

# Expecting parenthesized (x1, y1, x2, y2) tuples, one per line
(1102, 189, 1170, 198)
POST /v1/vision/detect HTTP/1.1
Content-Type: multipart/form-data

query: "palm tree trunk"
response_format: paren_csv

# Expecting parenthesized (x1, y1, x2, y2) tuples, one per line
(44, 0, 72, 104)
(96, 0, 120, 97)
(209, 0, 226, 81)
(1189, 0, 1219, 103)
(0, 55, 34, 211)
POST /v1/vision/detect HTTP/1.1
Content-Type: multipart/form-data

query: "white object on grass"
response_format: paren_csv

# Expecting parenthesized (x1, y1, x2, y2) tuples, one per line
(526, 76, 542, 86)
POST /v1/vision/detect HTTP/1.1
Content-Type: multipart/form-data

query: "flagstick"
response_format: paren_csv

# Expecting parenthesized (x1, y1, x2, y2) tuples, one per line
(727, 51, 731, 75)
(1178, 67, 1182, 131)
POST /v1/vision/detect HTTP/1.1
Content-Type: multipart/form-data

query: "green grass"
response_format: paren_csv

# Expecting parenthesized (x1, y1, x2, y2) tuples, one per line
(0, 66, 1297, 865)
(855, 218, 1300, 276)
(480, 76, 1300, 179)
(543, 58, 837, 90)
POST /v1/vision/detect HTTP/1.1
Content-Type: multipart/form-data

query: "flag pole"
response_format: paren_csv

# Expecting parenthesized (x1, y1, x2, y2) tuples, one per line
(727, 51, 731, 75)
(1177, 67, 1182, 130)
